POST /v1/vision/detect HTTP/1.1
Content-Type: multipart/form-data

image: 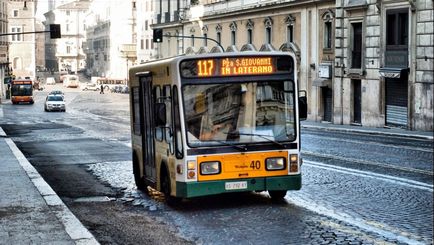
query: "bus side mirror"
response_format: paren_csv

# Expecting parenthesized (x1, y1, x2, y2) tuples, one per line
(299, 90, 307, 121)
(155, 102, 167, 127)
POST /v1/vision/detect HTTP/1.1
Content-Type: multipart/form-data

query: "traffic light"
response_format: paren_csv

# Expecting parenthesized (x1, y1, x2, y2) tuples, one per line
(153, 28, 163, 43)
(50, 24, 61, 39)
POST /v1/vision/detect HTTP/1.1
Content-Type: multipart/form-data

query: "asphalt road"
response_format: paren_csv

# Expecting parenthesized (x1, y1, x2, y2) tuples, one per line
(1, 84, 432, 244)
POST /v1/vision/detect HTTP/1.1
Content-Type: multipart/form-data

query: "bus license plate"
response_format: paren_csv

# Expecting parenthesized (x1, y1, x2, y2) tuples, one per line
(225, 181, 248, 190)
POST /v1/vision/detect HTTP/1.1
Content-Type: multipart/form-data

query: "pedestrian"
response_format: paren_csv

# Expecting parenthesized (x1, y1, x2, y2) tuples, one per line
(100, 84, 104, 94)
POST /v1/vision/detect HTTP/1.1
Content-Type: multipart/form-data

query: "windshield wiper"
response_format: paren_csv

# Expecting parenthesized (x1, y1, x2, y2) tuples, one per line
(205, 140, 247, 151)
(226, 132, 286, 148)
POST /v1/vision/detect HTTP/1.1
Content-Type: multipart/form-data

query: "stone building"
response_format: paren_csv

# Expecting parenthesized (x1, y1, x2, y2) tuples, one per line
(8, 0, 36, 79)
(153, 0, 337, 125)
(335, 0, 433, 131)
(153, 0, 433, 132)
(84, 0, 136, 80)
(43, 0, 89, 73)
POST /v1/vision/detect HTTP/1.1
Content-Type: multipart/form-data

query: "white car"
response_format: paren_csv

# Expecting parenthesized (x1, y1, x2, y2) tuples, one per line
(46, 77, 56, 85)
(81, 83, 100, 91)
(44, 95, 66, 112)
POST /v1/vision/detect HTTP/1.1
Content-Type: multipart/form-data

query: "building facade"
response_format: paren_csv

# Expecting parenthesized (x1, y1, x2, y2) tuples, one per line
(136, 0, 156, 63)
(8, 0, 36, 79)
(84, 0, 137, 80)
(334, 0, 433, 131)
(44, 0, 89, 74)
(153, 0, 433, 131)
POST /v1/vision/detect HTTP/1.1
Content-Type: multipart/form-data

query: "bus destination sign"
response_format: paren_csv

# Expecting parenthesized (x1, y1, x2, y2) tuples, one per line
(180, 56, 292, 78)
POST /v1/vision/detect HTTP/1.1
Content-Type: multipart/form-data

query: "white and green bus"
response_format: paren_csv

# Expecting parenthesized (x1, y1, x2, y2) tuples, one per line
(128, 52, 307, 203)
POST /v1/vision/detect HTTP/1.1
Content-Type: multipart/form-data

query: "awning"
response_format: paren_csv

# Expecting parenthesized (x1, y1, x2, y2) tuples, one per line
(312, 78, 332, 87)
(379, 67, 409, 79)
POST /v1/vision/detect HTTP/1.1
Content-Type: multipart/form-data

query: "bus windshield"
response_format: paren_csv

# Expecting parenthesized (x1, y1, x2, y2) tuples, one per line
(11, 84, 33, 96)
(183, 80, 296, 147)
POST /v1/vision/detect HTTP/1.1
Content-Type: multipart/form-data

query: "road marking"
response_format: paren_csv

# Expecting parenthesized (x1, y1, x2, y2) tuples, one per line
(303, 151, 433, 176)
(304, 160, 433, 192)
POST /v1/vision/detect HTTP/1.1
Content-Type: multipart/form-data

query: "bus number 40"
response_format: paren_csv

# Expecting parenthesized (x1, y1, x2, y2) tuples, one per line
(250, 160, 260, 170)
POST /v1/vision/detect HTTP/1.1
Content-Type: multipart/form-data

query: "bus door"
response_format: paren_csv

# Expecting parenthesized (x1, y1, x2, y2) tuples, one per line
(140, 74, 156, 183)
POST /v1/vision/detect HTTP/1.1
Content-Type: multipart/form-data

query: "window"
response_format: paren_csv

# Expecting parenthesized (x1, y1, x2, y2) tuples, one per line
(67, 46, 71, 54)
(231, 31, 236, 45)
(351, 23, 362, 69)
(191, 35, 194, 46)
(132, 87, 141, 134)
(246, 19, 254, 45)
(285, 14, 296, 44)
(322, 11, 334, 49)
(154, 86, 163, 141)
(203, 33, 208, 46)
(287, 25, 294, 43)
(13, 10, 18, 17)
(229, 22, 237, 46)
(247, 29, 252, 44)
(266, 27, 271, 44)
(324, 21, 332, 49)
(163, 85, 173, 154)
(141, 39, 144, 49)
(172, 86, 183, 158)
(11, 27, 22, 42)
(386, 9, 408, 47)
(216, 24, 222, 46)
(264, 17, 273, 44)
(66, 10, 70, 16)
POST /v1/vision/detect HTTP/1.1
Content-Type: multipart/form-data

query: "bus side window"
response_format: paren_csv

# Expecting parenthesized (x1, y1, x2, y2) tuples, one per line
(132, 87, 141, 135)
(164, 85, 174, 154)
(172, 86, 184, 159)
(154, 86, 164, 141)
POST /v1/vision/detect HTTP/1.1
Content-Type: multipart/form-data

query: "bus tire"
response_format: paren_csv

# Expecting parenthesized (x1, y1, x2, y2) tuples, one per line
(161, 165, 181, 206)
(268, 190, 287, 201)
(132, 152, 146, 191)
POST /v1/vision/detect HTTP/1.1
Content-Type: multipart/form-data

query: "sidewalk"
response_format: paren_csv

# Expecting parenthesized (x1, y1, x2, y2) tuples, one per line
(301, 121, 434, 140)
(0, 127, 99, 244)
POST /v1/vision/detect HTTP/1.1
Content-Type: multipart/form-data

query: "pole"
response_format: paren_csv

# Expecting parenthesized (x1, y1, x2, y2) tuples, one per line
(163, 34, 224, 51)
(0, 30, 50, 37)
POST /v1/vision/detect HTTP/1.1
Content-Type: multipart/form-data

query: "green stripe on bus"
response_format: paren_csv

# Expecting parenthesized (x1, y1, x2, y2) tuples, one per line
(176, 175, 301, 198)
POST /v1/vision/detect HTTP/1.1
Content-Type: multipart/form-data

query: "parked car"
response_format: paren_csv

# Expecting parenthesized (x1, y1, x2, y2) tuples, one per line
(81, 83, 100, 91)
(46, 77, 56, 85)
(120, 85, 129, 93)
(44, 95, 66, 112)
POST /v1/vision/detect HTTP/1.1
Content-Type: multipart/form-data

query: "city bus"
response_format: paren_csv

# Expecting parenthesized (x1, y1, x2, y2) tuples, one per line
(128, 52, 307, 203)
(11, 79, 34, 104)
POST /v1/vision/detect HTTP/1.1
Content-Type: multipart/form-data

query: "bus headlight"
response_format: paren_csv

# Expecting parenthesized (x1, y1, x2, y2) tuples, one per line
(200, 161, 221, 175)
(266, 157, 285, 170)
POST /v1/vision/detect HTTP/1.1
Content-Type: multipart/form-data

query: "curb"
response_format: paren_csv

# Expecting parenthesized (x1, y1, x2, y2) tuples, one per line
(301, 124, 434, 140)
(4, 136, 100, 245)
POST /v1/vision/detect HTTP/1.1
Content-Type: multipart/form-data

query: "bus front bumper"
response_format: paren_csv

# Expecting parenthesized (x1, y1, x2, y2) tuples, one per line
(176, 174, 301, 198)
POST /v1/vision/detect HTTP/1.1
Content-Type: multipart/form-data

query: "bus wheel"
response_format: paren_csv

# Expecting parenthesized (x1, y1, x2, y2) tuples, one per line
(268, 190, 287, 201)
(132, 153, 146, 191)
(161, 167, 181, 206)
